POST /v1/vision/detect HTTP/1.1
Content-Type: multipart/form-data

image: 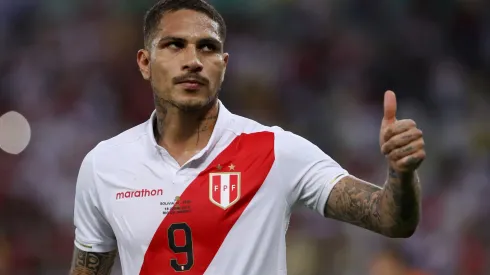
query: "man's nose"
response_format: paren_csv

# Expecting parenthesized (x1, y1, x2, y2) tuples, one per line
(181, 46, 203, 72)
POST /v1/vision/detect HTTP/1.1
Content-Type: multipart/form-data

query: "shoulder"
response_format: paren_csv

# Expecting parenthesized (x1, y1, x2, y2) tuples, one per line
(96, 121, 149, 152)
(85, 121, 152, 172)
(224, 112, 277, 135)
(227, 113, 328, 161)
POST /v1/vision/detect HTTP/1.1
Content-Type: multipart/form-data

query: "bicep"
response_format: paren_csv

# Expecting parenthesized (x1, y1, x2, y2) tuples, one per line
(275, 131, 348, 214)
(70, 247, 117, 275)
(74, 151, 116, 251)
(325, 175, 383, 231)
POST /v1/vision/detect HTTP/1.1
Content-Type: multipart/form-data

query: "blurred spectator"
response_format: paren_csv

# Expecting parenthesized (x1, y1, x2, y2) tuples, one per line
(369, 249, 431, 275)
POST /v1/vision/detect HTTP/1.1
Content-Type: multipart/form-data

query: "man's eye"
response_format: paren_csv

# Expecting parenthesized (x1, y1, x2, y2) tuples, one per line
(167, 42, 183, 49)
(200, 44, 217, 52)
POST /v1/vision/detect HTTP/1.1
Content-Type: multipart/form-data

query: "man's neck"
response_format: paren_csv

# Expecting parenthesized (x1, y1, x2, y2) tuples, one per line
(154, 98, 219, 164)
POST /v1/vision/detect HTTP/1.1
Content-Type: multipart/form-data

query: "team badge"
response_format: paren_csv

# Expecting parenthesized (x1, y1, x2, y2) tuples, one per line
(209, 172, 241, 209)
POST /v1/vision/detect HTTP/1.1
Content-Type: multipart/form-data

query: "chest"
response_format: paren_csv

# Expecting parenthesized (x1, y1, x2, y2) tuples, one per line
(105, 132, 280, 249)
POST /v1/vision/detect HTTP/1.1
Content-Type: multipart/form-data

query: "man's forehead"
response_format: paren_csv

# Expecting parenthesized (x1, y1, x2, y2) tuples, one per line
(156, 9, 221, 41)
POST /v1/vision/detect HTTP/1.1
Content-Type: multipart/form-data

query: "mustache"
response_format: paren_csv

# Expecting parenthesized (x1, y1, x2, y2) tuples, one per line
(172, 73, 209, 85)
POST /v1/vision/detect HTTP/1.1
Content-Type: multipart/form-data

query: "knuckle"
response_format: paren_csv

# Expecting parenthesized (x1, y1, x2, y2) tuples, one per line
(408, 119, 417, 127)
(394, 140, 403, 150)
(383, 140, 391, 149)
(396, 138, 405, 147)
(385, 127, 393, 137)
(400, 119, 415, 128)
(395, 122, 405, 131)
(411, 128, 422, 138)
(382, 131, 388, 141)
(390, 150, 399, 159)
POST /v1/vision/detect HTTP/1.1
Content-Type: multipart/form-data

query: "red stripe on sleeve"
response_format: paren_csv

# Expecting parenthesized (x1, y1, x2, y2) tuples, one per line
(140, 132, 275, 274)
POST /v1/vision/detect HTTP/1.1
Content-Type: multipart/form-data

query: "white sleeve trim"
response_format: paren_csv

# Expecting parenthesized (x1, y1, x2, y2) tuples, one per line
(314, 172, 349, 216)
(74, 238, 117, 253)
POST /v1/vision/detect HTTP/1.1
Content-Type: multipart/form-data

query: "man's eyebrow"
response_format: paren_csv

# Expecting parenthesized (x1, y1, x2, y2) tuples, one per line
(157, 36, 186, 44)
(198, 37, 222, 45)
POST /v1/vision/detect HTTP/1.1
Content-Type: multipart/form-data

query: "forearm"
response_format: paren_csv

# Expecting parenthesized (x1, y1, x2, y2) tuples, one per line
(326, 91, 425, 237)
(377, 167, 421, 237)
(325, 171, 421, 238)
(70, 247, 117, 275)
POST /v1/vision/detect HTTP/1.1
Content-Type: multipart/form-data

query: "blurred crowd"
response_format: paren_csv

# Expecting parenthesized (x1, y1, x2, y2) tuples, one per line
(0, 0, 489, 274)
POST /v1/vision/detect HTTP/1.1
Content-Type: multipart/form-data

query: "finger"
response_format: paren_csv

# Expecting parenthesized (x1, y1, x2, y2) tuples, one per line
(381, 128, 423, 154)
(387, 139, 425, 161)
(382, 119, 418, 142)
(382, 90, 397, 124)
(395, 151, 426, 170)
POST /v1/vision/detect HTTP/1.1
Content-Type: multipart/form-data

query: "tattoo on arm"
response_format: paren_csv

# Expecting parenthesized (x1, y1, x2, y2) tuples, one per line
(325, 176, 383, 232)
(385, 168, 421, 227)
(70, 247, 117, 275)
(325, 170, 421, 237)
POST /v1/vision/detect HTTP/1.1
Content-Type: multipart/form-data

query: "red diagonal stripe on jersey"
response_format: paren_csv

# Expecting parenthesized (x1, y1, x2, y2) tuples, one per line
(140, 132, 275, 274)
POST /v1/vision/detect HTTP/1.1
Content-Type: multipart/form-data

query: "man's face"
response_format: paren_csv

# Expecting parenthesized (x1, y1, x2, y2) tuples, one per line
(138, 9, 228, 111)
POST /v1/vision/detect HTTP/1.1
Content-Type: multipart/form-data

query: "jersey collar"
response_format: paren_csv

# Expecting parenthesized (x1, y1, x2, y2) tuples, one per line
(146, 100, 232, 161)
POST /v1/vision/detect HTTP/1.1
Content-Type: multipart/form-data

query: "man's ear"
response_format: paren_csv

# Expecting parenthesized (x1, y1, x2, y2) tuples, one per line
(137, 49, 151, 80)
(221, 52, 229, 82)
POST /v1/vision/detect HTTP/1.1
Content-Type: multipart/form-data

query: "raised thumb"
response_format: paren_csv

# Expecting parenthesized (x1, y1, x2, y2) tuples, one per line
(382, 90, 397, 124)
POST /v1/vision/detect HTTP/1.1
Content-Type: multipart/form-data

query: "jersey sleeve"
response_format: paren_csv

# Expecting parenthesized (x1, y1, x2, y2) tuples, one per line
(73, 150, 117, 252)
(275, 131, 349, 216)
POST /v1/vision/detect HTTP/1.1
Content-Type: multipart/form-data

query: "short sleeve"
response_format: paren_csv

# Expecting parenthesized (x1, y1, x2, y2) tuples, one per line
(73, 150, 117, 252)
(275, 131, 349, 216)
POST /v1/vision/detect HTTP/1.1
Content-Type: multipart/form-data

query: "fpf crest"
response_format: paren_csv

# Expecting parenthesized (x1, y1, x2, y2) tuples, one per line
(209, 172, 241, 210)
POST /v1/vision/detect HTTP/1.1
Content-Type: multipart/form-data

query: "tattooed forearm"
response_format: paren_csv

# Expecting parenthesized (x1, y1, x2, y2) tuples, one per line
(383, 168, 421, 234)
(325, 176, 383, 230)
(70, 247, 117, 275)
(325, 170, 421, 238)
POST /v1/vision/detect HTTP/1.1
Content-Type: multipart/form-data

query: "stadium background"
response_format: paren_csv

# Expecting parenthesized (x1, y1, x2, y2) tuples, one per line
(0, 0, 489, 274)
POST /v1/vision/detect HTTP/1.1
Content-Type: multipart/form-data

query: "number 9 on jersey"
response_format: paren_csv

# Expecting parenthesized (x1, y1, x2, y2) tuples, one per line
(167, 223, 194, 271)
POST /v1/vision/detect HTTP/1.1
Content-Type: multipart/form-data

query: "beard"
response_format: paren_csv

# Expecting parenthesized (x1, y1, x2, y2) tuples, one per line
(169, 94, 217, 113)
(151, 82, 220, 114)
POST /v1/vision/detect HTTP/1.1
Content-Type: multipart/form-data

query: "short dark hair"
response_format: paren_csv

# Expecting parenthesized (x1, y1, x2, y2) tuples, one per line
(143, 0, 227, 49)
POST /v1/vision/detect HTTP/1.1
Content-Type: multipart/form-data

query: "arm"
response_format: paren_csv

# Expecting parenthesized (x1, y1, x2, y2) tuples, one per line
(70, 247, 117, 275)
(325, 169, 421, 238)
(72, 150, 118, 273)
(325, 91, 424, 238)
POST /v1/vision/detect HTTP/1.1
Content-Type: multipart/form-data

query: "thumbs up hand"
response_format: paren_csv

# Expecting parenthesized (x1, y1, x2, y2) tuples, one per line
(380, 91, 425, 173)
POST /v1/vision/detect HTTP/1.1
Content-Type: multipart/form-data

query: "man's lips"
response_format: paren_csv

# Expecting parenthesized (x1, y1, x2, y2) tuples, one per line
(177, 80, 203, 90)
(175, 77, 206, 85)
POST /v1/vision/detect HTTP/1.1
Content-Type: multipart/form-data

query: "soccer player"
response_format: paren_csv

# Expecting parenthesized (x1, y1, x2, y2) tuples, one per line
(70, 0, 426, 274)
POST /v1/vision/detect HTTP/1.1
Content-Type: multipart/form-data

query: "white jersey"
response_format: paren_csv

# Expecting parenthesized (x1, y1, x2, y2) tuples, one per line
(74, 101, 348, 275)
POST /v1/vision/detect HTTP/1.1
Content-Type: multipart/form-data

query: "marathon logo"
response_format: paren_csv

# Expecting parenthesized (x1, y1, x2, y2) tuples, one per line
(116, 189, 163, 200)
